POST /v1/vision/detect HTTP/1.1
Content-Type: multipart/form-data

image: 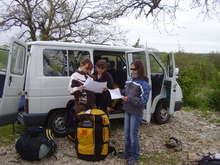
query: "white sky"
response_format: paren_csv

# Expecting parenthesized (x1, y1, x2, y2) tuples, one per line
(0, 1, 219, 53)
(117, 4, 220, 53)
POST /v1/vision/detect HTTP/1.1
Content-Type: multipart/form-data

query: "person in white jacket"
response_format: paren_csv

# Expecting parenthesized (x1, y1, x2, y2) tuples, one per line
(68, 58, 96, 114)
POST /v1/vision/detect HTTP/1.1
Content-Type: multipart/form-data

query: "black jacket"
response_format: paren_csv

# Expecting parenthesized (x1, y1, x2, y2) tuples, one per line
(93, 71, 114, 110)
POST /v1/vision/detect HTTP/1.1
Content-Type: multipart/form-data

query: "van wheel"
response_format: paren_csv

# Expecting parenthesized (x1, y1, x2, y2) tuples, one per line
(46, 110, 66, 137)
(153, 100, 170, 124)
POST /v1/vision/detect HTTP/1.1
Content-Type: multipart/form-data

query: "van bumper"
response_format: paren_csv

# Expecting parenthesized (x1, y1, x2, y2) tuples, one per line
(17, 111, 47, 127)
(174, 101, 184, 111)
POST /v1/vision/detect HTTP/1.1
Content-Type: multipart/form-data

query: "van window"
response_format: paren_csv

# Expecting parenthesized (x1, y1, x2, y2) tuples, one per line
(149, 54, 163, 74)
(93, 51, 127, 89)
(149, 54, 164, 100)
(128, 51, 147, 75)
(43, 49, 90, 76)
(10, 43, 26, 75)
(0, 48, 9, 72)
(68, 50, 90, 76)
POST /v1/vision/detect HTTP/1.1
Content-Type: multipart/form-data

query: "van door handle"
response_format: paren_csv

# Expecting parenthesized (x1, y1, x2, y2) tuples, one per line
(8, 76, 12, 86)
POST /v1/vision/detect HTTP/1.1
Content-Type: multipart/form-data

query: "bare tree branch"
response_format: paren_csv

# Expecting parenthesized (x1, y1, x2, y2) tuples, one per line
(0, 0, 127, 44)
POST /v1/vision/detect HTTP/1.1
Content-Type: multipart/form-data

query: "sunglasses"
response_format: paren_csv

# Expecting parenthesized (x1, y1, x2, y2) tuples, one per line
(130, 68, 137, 71)
(85, 67, 91, 70)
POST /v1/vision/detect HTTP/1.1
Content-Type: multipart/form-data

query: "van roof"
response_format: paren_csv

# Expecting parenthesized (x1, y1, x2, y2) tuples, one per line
(27, 41, 145, 52)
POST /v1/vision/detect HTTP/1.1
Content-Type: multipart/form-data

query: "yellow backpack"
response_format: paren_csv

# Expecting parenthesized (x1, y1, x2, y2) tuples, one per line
(75, 109, 116, 161)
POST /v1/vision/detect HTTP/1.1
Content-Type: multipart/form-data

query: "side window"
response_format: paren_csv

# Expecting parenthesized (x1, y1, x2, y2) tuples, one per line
(0, 48, 9, 72)
(149, 54, 164, 74)
(11, 43, 25, 75)
(43, 49, 65, 76)
(67, 50, 90, 76)
(43, 49, 90, 76)
(129, 51, 147, 75)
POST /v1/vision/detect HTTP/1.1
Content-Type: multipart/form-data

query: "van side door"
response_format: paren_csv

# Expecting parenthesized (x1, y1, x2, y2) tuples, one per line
(126, 50, 152, 122)
(0, 37, 27, 126)
(164, 53, 176, 115)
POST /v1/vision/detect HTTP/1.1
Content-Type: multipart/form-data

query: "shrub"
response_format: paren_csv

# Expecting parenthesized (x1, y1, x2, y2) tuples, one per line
(207, 90, 220, 111)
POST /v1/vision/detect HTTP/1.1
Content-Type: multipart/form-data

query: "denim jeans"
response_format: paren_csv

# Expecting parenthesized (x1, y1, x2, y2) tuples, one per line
(123, 112, 142, 160)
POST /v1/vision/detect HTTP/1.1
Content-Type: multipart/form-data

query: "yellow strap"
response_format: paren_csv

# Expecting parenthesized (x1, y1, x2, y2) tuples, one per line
(46, 129, 54, 140)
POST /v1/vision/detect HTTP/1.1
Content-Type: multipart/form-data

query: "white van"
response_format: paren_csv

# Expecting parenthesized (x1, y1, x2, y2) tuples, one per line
(0, 37, 183, 137)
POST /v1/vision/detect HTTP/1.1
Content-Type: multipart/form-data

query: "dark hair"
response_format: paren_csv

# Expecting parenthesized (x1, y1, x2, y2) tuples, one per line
(96, 59, 108, 70)
(81, 58, 93, 70)
(131, 59, 146, 79)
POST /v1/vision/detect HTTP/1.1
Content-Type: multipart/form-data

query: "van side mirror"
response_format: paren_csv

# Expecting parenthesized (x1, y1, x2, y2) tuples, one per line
(175, 68, 180, 79)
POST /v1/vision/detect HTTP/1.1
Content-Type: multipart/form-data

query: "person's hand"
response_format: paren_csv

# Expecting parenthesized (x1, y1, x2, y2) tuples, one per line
(78, 85, 86, 91)
(106, 107, 112, 111)
(103, 87, 108, 91)
(122, 96, 128, 102)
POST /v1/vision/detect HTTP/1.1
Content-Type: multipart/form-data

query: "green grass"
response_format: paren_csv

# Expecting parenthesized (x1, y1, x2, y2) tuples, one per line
(182, 107, 220, 124)
(141, 151, 183, 165)
(0, 124, 25, 147)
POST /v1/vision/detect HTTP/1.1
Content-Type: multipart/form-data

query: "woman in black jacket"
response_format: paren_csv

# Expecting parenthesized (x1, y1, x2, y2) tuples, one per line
(93, 59, 114, 115)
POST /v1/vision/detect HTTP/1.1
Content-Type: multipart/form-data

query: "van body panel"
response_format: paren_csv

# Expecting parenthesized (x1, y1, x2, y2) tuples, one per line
(0, 39, 184, 136)
(166, 53, 177, 116)
(0, 38, 27, 126)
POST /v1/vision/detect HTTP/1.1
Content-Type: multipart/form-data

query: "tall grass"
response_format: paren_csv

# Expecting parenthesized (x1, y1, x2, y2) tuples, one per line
(0, 124, 25, 147)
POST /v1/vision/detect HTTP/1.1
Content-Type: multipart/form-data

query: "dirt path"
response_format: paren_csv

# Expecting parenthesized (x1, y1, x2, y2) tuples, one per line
(0, 109, 220, 165)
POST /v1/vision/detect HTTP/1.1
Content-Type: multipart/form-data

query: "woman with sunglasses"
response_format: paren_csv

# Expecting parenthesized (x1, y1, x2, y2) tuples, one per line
(93, 59, 114, 115)
(68, 58, 97, 114)
(117, 59, 150, 165)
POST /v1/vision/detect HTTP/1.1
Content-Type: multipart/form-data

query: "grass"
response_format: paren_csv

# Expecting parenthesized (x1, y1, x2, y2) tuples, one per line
(0, 124, 25, 147)
(141, 151, 183, 165)
(182, 107, 220, 124)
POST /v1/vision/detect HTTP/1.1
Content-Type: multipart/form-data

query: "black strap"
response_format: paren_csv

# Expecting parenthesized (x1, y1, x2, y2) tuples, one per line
(169, 137, 179, 143)
(109, 146, 117, 156)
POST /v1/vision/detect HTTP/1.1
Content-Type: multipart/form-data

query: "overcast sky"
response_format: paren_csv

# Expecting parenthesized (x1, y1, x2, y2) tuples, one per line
(118, 3, 220, 54)
(0, 1, 219, 54)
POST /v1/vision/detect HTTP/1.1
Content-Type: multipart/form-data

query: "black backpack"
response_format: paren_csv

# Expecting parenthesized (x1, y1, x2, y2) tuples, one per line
(15, 126, 57, 161)
(198, 155, 220, 165)
(65, 99, 76, 141)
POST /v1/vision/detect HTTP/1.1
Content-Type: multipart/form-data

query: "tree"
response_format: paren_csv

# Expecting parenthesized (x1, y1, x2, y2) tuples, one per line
(0, 0, 127, 44)
(1, 0, 219, 43)
(132, 37, 144, 48)
(105, 0, 220, 33)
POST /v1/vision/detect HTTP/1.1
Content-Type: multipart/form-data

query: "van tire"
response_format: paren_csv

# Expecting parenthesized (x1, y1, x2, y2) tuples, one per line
(46, 109, 66, 137)
(153, 100, 170, 124)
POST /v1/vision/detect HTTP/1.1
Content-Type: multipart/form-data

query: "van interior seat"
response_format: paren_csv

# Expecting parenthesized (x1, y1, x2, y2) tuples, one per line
(151, 74, 164, 100)
(107, 61, 118, 85)
(116, 61, 127, 89)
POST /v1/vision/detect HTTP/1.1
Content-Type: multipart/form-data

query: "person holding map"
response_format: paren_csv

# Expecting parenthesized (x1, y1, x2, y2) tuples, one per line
(68, 58, 97, 114)
(117, 59, 150, 165)
(93, 59, 114, 115)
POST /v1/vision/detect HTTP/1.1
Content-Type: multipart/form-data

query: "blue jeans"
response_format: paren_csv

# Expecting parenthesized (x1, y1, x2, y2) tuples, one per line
(123, 112, 142, 160)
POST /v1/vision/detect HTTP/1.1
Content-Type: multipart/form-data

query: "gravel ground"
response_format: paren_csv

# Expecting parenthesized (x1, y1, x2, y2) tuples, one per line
(0, 109, 220, 165)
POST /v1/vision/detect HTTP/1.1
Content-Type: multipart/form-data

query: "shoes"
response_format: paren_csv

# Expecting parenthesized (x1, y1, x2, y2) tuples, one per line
(117, 153, 129, 159)
(174, 140, 182, 152)
(125, 158, 140, 165)
(165, 137, 182, 152)
(165, 137, 178, 148)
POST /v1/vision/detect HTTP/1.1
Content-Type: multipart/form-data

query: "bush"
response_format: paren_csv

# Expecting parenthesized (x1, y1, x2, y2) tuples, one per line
(207, 90, 220, 111)
(206, 70, 220, 112)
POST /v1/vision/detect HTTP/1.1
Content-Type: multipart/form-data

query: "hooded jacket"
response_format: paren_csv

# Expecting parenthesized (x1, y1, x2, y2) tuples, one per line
(120, 77, 150, 117)
(68, 68, 96, 107)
